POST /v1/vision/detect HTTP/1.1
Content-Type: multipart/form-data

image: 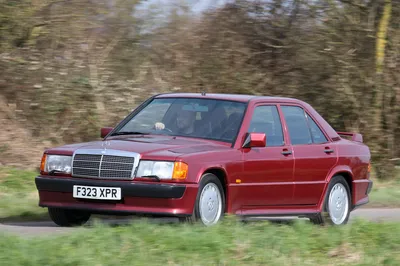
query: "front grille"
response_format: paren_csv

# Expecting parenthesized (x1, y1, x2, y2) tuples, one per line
(75, 154, 101, 161)
(72, 153, 135, 180)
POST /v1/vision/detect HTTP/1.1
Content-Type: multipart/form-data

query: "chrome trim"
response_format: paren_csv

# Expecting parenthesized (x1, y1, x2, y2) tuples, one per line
(73, 167, 132, 172)
(73, 160, 134, 165)
(71, 149, 141, 180)
(98, 151, 104, 177)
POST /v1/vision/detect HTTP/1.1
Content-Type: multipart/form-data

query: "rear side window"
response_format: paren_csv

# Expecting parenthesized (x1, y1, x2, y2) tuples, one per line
(307, 115, 328, 144)
(281, 106, 312, 145)
(248, 105, 284, 146)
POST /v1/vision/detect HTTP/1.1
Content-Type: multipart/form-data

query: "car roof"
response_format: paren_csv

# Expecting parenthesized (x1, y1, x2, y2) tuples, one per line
(155, 92, 303, 104)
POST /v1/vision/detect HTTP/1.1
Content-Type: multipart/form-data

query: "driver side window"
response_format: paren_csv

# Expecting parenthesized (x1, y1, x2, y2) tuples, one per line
(248, 105, 284, 147)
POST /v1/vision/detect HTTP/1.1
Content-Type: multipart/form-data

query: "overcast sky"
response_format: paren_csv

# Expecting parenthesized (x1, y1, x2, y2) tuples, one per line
(139, 0, 231, 13)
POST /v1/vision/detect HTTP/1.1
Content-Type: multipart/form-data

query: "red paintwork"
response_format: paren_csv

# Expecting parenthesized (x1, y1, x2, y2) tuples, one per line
(100, 127, 113, 138)
(337, 132, 363, 143)
(248, 132, 267, 147)
(37, 93, 372, 218)
(38, 184, 198, 215)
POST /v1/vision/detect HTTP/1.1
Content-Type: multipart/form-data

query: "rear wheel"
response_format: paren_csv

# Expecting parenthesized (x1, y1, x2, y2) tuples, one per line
(48, 208, 91, 227)
(311, 175, 351, 225)
(180, 173, 225, 226)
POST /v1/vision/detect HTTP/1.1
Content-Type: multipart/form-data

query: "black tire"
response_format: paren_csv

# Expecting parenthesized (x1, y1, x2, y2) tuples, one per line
(48, 208, 91, 227)
(180, 173, 225, 226)
(311, 175, 351, 225)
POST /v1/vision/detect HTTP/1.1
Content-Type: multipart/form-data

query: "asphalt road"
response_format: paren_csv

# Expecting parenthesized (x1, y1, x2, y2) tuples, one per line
(1, 208, 399, 237)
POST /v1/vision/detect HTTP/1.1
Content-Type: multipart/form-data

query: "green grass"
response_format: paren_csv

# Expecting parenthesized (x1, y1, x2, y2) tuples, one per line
(368, 173, 400, 207)
(0, 218, 399, 265)
(0, 167, 48, 221)
(0, 166, 399, 222)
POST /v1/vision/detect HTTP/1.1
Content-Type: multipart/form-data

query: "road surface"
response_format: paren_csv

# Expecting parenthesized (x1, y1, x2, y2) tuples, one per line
(1, 208, 400, 237)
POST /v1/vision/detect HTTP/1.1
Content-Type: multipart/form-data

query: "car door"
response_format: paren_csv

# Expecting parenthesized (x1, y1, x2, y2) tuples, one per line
(241, 104, 295, 207)
(280, 105, 338, 205)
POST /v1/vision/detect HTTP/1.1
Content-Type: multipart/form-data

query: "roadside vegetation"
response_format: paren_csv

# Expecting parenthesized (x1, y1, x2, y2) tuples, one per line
(1, 218, 399, 265)
(0, 167, 47, 221)
(0, 166, 399, 222)
(369, 174, 400, 208)
(1, 0, 399, 179)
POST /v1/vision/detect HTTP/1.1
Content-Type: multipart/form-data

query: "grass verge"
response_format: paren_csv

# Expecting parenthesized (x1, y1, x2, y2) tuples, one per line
(0, 167, 48, 221)
(0, 218, 400, 265)
(368, 174, 400, 207)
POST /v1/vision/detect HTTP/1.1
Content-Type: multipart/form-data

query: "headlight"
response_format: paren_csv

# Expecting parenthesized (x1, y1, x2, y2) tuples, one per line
(136, 160, 188, 180)
(41, 154, 72, 174)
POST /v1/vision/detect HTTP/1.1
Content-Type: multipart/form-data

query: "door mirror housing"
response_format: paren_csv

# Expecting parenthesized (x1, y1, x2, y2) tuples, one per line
(242, 132, 266, 148)
(101, 127, 113, 138)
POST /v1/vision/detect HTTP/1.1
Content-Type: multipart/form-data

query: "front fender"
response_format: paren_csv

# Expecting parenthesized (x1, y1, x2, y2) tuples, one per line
(195, 165, 228, 183)
(193, 162, 242, 214)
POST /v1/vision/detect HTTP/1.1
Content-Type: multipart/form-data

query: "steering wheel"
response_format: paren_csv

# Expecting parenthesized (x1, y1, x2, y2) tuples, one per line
(153, 122, 173, 134)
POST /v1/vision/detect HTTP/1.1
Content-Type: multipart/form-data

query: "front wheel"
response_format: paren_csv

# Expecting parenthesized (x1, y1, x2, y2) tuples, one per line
(311, 175, 351, 225)
(180, 173, 225, 226)
(48, 208, 91, 227)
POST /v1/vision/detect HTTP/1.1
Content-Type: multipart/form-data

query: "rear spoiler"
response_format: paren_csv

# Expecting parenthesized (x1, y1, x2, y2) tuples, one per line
(337, 132, 363, 143)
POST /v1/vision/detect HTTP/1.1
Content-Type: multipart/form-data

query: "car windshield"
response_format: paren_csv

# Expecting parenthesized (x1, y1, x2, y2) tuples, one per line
(114, 97, 247, 143)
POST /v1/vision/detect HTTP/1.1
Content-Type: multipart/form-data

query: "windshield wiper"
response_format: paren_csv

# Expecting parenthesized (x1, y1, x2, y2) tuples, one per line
(49, 170, 64, 176)
(111, 131, 150, 136)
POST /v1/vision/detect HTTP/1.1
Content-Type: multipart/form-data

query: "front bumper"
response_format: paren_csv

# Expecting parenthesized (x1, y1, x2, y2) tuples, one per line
(35, 176, 198, 217)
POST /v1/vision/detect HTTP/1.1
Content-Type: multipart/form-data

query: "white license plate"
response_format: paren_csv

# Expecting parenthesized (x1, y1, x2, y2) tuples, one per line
(73, 185, 121, 200)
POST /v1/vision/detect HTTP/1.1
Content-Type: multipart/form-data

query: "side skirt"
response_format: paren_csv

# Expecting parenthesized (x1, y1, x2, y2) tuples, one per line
(236, 206, 320, 220)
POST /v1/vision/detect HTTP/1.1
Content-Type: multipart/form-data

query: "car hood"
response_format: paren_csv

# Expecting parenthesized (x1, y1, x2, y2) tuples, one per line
(46, 135, 231, 159)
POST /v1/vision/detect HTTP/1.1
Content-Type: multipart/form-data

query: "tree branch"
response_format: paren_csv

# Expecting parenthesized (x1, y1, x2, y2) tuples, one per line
(339, 0, 368, 11)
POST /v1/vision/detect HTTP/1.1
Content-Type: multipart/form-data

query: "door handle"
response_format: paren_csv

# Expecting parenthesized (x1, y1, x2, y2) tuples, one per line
(324, 148, 334, 153)
(281, 150, 292, 155)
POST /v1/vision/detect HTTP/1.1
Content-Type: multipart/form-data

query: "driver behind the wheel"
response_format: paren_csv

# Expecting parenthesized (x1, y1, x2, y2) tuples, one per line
(154, 109, 196, 135)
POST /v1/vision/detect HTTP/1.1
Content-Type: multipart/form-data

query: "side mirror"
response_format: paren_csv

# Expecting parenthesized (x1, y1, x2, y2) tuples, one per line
(242, 132, 266, 148)
(101, 127, 113, 138)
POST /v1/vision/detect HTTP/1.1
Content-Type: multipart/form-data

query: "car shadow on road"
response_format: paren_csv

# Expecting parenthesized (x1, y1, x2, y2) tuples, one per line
(0, 215, 175, 228)
(1, 214, 300, 228)
(0, 212, 50, 224)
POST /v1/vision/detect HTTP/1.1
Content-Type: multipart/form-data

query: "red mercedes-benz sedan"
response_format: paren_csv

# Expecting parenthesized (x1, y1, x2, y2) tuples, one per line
(35, 93, 373, 226)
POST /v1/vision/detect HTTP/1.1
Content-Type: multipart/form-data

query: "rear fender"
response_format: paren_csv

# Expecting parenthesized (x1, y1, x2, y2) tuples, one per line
(317, 165, 354, 212)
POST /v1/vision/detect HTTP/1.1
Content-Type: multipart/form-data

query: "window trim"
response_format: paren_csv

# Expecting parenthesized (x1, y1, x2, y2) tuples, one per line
(304, 111, 315, 144)
(305, 112, 329, 144)
(279, 104, 331, 146)
(247, 103, 286, 147)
